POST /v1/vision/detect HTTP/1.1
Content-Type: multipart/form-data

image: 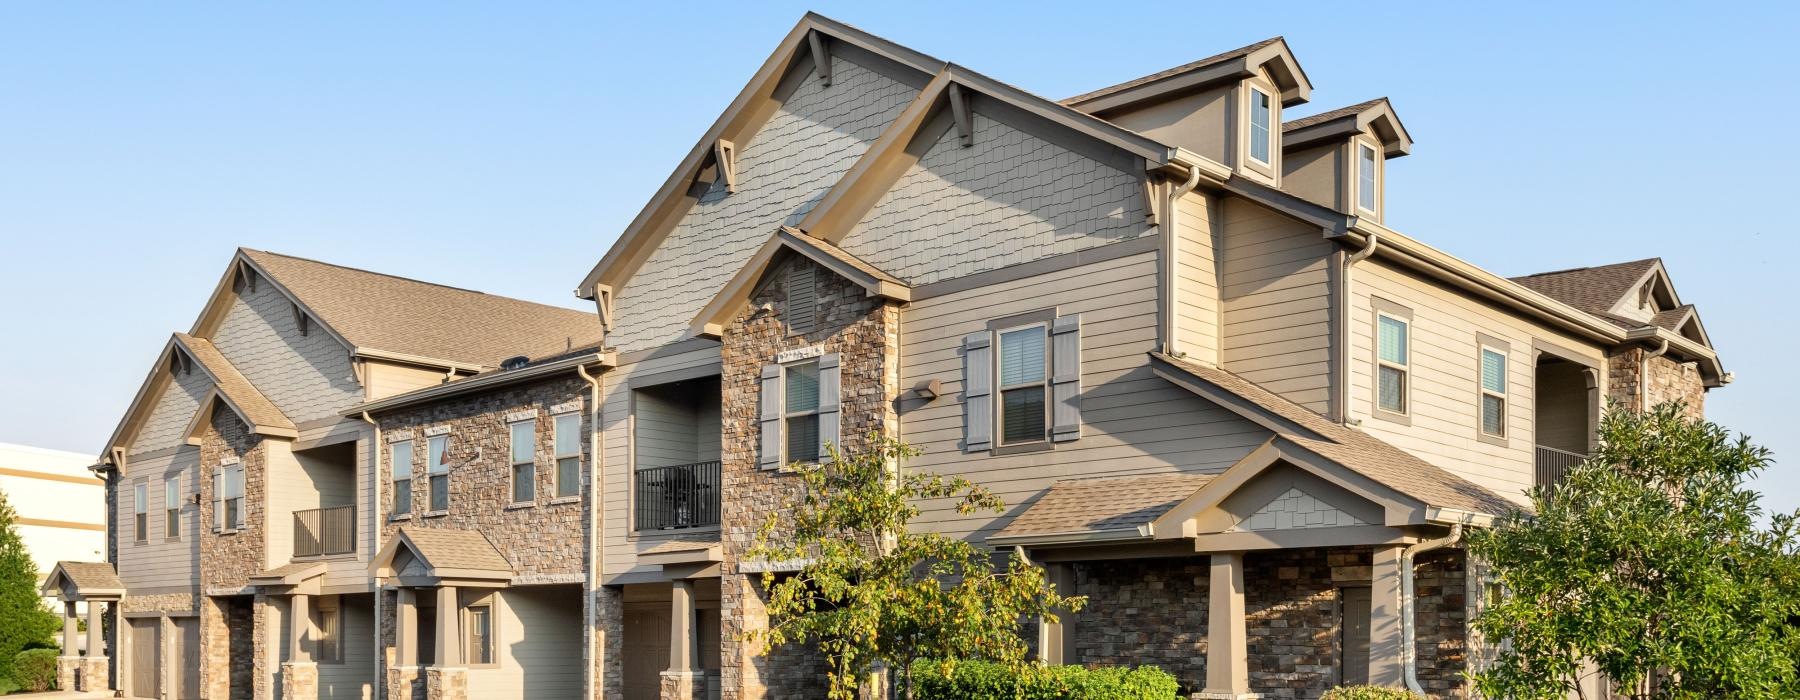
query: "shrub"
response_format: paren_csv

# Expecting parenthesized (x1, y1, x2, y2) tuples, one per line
(1321, 686, 1424, 700)
(12, 648, 58, 692)
(910, 659, 1180, 700)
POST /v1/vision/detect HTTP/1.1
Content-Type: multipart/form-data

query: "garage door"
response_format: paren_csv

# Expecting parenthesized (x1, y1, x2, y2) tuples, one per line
(130, 618, 160, 699)
(171, 617, 200, 699)
(622, 604, 671, 700)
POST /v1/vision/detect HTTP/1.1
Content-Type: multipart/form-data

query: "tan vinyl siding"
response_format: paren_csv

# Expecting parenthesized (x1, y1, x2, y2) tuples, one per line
(211, 278, 362, 424)
(317, 594, 374, 700)
(363, 361, 448, 401)
(263, 440, 307, 566)
(1281, 143, 1343, 211)
(607, 54, 917, 353)
(631, 389, 700, 469)
(116, 451, 201, 590)
(464, 586, 583, 700)
(898, 248, 1273, 541)
(297, 420, 376, 589)
(1174, 190, 1222, 364)
(1349, 259, 1606, 504)
(837, 109, 1152, 286)
(1103, 84, 1233, 164)
(129, 364, 214, 457)
(600, 343, 722, 579)
(1218, 198, 1336, 413)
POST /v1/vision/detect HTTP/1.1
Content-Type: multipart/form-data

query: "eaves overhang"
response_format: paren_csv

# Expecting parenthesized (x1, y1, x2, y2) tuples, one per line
(347, 351, 615, 416)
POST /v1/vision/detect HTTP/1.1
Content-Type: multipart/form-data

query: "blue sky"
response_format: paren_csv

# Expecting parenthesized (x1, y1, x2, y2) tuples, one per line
(3, 2, 1796, 516)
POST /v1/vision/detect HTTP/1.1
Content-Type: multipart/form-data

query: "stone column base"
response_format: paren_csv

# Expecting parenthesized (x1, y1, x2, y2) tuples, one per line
(387, 664, 422, 700)
(281, 661, 318, 700)
(79, 656, 110, 693)
(425, 666, 468, 700)
(1192, 693, 1261, 700)
(55, 656, 80, 691)
(660, 670, 702, 700)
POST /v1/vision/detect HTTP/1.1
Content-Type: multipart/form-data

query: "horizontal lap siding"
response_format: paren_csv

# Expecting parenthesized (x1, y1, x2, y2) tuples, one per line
(318, 594, 374, 700)
(1350, 260, 1607, 505)
(632, 389, 699, 469)
(1174, 191, 1222, 364)
(1219, 199, 1335, 413)
(465, 586, 583, 700)
(363, 361, 448, 401)
(899, 249, 1272, 542)
(601, 345, 721, 579)
(117, 451, 201, 590)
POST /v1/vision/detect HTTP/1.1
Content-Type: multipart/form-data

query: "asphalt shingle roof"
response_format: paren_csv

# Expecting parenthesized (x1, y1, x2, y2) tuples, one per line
(1063, 37, 1284, 105)
(1509, 258, 1660, 321)
(52, 561, 123, 594)
(1282, 97, 1390, 132)
(398, 526, 514, 573)
(993, 473, 1215, 539)
(174, 333, 294, 432)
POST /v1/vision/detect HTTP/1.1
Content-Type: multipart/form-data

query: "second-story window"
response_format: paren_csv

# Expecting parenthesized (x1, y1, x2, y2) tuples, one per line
(1248, 87, 1273, 165)
(1376, 311, 1410, 416)
(553, 413, 580, 499)
(510, 420, 535, 504)
(998, 325, 1049, 445)
(427, 435, 450, 513)
(1358, 143, 1378, 213)
(391, 440, 414, 517)
(215, 464, 245, 531)
(164, 478, 180, 540)
(133, 481, 147, 543)
(1480, 345, 1508, 439)
(784, 361, 821, 463)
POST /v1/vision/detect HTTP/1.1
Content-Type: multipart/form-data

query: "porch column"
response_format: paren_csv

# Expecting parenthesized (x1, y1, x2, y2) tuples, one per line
(63, 602, 78, 653)
(670, 579, 697, 673)
(1369, 545, 1405, 687)
(1039, 563, 1076, 665)
(85, 600, 104, 659)
(394, 588, 418, 666)
(1200, 551, 1253, 699)
(434, 586, 461, 667)
(283, 594, 319, 700)
(57, 602, 80, 692)
(289, 594, 311, 663)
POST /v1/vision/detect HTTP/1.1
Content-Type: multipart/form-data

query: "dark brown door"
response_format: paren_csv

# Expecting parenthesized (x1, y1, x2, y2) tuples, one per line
(1341, 586, 1371, 686)
(623, 604, 672, 700)
(173, 617, 200, 699)
(130, 617, 160, 698)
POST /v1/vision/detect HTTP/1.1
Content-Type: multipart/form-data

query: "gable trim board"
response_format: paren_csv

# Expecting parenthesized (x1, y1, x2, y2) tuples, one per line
(689, 227, 910, 338)
(1283, 97, 1414, 158)
(1063, 36, 1314, 113)
(347, 350, 616, 416)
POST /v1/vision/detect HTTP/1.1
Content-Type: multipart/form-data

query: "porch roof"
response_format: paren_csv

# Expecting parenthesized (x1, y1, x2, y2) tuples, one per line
(371, 526, 515, 583)
(989, 473, 1214, 545)
(248, 561, 327, 587)
(40, 561, 124, 600)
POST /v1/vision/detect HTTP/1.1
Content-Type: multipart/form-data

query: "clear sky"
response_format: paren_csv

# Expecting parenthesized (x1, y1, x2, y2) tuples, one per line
(4, 2, 1796, 516)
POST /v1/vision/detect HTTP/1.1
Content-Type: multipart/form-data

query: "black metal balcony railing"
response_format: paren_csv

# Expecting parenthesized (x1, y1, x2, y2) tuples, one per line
(294, 505, 356, 557)
(1535, 445, 1588, 494)
(635, 461, 721, 531)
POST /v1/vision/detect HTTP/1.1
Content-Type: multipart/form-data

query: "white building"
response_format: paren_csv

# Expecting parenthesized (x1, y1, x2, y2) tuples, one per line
(0, 442, 106, 587)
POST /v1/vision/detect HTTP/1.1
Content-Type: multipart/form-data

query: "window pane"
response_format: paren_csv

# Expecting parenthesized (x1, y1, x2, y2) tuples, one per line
(999, 328, 1046, 386)
(557, 457, 580, 498)
(785, 362, 820, 412)
(787, 414, 820, 463)
(165, 480, 179, 510)
(510, 422, 534, 465)
(1250, 90, 1271, 163)
(394, 479, 412, 515)
(1359, 145, 1377, 210)
(512, 463, 534, 502)
(1378, 365, 1407, 414)
(1481, 349, 1507, 393)
(468, 607, 491, 665)
(225, 498, 240, 530)
(226, 468, 244, 498)
(554, 414, 581, 457)
(428, 436, 448, 475)
(1482, 394, 1506, 436)
(392, 441, 414, 480)
(134, 484, 146, 514)
(1378, 316, 1408, 365)
(136, 513, 146, 541)
(1001, 386, 1047, 444)
(430, 475, 448, 512)
(318, 609, 340, 662)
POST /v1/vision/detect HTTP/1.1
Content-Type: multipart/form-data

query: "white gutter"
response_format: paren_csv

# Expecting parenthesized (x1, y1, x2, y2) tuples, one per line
(1159, 162, 1204, 357)
(1402, 524, 1462, 695)
(1639, 338, 1669, 413)
(356, 410, 383, 695)
(1338, 230, 1378, 424)
(576, 362, 604, 700)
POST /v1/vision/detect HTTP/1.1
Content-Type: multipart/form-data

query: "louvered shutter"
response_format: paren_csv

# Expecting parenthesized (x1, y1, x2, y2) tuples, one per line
(963, 333, 992, 452)
(759, 364, 782, 470)
(1051, 314, 1083, 442)
(212, 467, 223, 532)
(818, 353, 841, 457)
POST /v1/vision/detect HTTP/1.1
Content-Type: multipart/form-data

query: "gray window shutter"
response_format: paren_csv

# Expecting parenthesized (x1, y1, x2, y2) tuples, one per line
(962, 333, 992, 452)
(760, 364, 782, 470)
(818, 354, 841, 457)
(212, 467, 223, 532)
(1051, 314, 1082, 442)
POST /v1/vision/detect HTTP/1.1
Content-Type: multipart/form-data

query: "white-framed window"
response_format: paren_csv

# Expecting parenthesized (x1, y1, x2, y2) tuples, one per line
(553, 413, 581, 499)
(997, 324, 1050, 445)
(783, 360, 822, 463)
(1376, 311, 1410, 416)
(464, 598, 495, 666)
(313, 596, 342, 664)
(391, 440, 414, 517)
(427, 435, 450, 512)
(1248, 86, 1273, 165)
(164, 478, 180, 540)
(133, 481, 147, 543)
(1479, 345, 1508, 438)
(215, 464, 245, 531)
(1357, 142, 1379, 213)
(509, 419, 536, 503)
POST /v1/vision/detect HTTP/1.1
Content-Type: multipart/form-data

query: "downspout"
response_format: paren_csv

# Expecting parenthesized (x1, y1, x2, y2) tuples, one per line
(1403, 524, 1461, 695)
(1639, 338, 1669, 413)
(1160, 164, 1204, 356)
(1339, 232, 1379, 424)
(356, 410, 382, 694)
(576, 362, 604, 700)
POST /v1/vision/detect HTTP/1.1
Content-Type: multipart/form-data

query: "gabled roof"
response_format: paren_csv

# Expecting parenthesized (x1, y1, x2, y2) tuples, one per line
(574, 13, 945, 299)
(689, 227, 909, 338)
(1062, 37, 1313, 113)
(248, 561, 327, 587)
(1282, 97, 1413, 157)
(40, 561, 124, 600)
(990, 473, 1215, 543)
(370, 526, 514, 582)
(173, 333, 294, 438)
(1509, 258, 1663, 321)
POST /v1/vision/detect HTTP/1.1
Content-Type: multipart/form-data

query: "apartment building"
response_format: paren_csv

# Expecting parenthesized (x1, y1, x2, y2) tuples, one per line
(72, 13, 1726, 700)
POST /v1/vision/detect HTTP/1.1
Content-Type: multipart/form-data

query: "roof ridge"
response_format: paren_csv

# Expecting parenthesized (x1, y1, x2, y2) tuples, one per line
(243, 248, 590, 316)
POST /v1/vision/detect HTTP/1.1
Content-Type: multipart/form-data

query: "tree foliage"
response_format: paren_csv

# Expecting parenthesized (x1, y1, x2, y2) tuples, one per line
(0, 489, 61, 684)
(747, 437, 1085, 699)
(1466, 402, 1800, 699)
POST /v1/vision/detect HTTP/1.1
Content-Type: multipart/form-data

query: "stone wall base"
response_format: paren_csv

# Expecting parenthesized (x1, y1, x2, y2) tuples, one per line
(56, 656, 80, 692)
(1192, 693, 1262, 700)
(424, 666, 468, 700)
(79, 656, 110, 692)
(661, 670, 701, 700)
(387, 664, 422, 700)
(281, 661, 318, 700)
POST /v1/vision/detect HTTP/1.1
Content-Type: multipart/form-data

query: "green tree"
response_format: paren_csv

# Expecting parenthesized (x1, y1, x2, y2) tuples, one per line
(1466, 402, 1800, 699)
(0, 488, 61, 684)
(747, 437, 1085, 700)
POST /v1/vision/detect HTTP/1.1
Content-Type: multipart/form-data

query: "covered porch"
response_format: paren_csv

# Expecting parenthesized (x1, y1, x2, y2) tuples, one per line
(617, 536, 724, 700)
(40, 562, 122, 695)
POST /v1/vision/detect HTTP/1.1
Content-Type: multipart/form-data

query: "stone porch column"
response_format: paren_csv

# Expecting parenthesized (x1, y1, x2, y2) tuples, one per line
(1369, 545, 1405, 687)
(661, 578, 701, 700)
(425, 586, 467, 700)
(1038, 563, 1076, 665)
(282, 594, 318, 700)
(56, 602, 80, 691)
(1198, 552, 1256, 700)
(80, 600, 109, 692)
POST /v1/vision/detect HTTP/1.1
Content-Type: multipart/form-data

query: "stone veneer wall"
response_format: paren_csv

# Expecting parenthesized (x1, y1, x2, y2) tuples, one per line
(1413, 550, 1468, 698)
(1606, 347, 1705, 418)
(1070, 558, 1212, 689)
(200, 403, 268, 592)
(202, 595, 255, 700)
(718, 255, 902, 700)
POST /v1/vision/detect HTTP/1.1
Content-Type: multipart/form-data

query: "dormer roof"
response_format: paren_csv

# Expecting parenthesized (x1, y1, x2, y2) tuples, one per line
(1062, 37, 1313, 114)
(1283, 97, 1413, 157)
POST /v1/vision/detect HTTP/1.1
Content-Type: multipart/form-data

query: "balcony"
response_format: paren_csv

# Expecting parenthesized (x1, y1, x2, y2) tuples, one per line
(294, 505, 356, 557)
(635, 461, 721, 531)
(1534, 445, 1587, 495)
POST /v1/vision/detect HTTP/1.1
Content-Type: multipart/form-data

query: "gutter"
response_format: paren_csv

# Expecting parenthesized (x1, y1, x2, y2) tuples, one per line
(985, 528, 1148, 548)
(1402, 524, 1462, 695)
(356, 409, 383, 696)
(1338, 230, 1378, 423)
(576, 362, 604, 700)
(346, 351, 616, 416)
(1159, 157, 1205, 356)
(1638, 338, 1670, 412)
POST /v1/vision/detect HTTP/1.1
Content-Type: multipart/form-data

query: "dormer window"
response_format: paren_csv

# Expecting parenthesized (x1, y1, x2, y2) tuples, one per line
(1248, 87, 1273, 165)
(1357, 143, 1379, 213)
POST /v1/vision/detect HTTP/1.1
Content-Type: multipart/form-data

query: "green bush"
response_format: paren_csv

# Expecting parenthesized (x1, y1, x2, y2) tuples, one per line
(1321, 686, 1424, 700)
(12, 648, 58, 692)
(910, 659, 1180, 700)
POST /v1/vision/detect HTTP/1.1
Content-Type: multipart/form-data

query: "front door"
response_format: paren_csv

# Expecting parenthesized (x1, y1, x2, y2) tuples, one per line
(130, 617, 160, 698)
(1341, 586, 1371, 686)
(172, 616, 200, 699)
(623, 603, 672, 700)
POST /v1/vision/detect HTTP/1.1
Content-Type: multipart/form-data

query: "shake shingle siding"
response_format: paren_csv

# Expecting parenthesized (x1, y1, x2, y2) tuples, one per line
(606, 55, 917, 353)
(131, 362, 216, 457)
(211, 280, 361, 425)
(838, 110, 1152, 285)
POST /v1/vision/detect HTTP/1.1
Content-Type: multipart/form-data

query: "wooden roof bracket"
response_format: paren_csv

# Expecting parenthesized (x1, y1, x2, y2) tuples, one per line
(808, 30, 831, 86)
(949, 83, 973, 147)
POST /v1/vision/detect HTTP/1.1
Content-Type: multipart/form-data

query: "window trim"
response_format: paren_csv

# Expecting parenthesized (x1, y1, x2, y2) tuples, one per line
(1476, 334, 1511, 446)
(995, 321, 1051, 448)
(217, 464, 246, 533)
(508, 418, 537, 506)
(781, 358, 823, 465)
(1246, 84, 1274, 167)
(1369, 297, 1413, 426)
(133, 480, 148, 544)
(985, 308, 1059, 455)
(164, 478, 181, 541)
(1355, 139, 1380, 216)
(390, 439, 415, 519)
(552, 412, 582, 501)
(462, 594, 499, 669)
(426, 434, 450, 514)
